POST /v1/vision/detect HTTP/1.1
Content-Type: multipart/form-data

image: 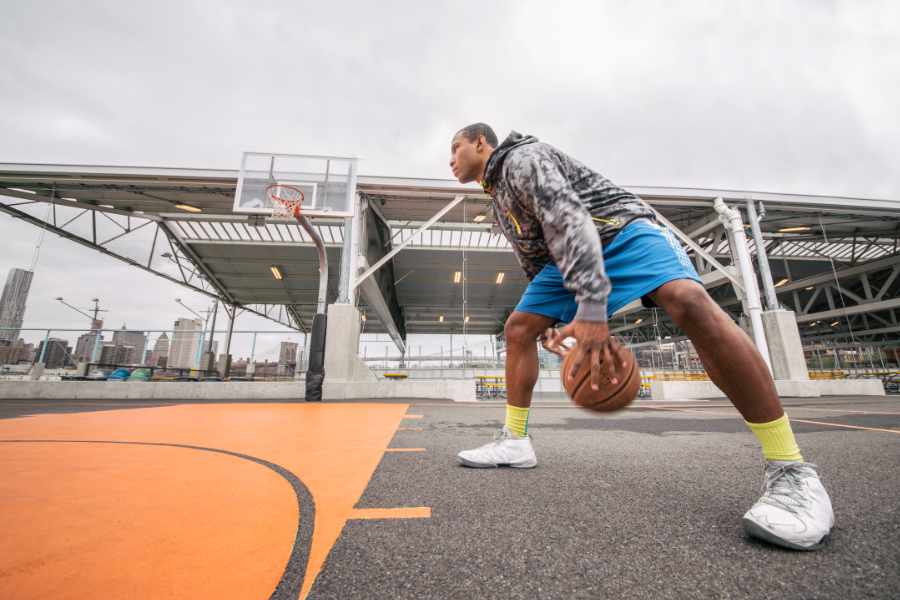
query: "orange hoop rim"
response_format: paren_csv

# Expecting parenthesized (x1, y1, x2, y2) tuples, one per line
(266, 183, 304, 218)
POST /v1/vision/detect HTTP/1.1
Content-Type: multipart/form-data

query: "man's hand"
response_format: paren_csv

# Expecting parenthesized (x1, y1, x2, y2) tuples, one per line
(542, 320, 629, 391)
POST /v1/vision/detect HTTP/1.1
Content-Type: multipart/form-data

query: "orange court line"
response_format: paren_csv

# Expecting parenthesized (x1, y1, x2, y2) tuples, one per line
(384, 447, 426, 452)
(402, 414, 425, 419)
(789, 418, 900, 435)
(349, 507, 432, 520)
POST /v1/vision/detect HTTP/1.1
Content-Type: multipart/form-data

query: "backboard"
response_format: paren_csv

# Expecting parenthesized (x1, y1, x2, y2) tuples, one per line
(233, 152, 358, 219)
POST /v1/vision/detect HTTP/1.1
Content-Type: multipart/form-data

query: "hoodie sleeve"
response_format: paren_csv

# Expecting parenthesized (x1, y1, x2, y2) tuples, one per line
(508, 151, 611, 322)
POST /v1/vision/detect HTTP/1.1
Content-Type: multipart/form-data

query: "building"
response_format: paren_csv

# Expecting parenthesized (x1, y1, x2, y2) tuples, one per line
(35, 338, 74, 369)
(278, 341, 299, 375)
(73, 318, 105, 363)
(0, 268, 33, 344)
(168, 318, 203, 369)
(0, 338, 34, 365)
(112, 325, 146, 365)
(147, 332, 170, 367)
(99, 343, 134, 366)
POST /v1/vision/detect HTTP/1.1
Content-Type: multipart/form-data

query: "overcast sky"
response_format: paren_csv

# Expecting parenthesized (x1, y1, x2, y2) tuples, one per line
(1, 1, 898, 360)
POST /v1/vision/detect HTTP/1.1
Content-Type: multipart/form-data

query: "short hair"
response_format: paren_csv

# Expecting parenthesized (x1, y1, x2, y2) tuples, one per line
(455, 123, 498, 147)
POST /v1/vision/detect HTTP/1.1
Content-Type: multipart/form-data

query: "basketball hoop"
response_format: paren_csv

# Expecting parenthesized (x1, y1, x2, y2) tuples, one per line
(266, 183, 305, 219)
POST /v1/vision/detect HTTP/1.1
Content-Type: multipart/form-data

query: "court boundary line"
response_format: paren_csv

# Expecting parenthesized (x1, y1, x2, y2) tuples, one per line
(0, 439, 314, 600)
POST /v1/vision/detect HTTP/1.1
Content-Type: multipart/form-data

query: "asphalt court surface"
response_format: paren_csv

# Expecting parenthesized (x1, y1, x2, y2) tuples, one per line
(0, 395, 898, 599)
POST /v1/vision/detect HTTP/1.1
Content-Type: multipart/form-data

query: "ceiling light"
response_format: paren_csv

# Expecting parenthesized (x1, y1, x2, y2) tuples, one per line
(453, 271, 462, 283)
(777, 226, 811, 233)
(438, 315, 444, 322)
(270, 265, 283, 280)
(7, 187, 36, 194)
(805, 286, 815, 290)
(774, 278, 789, 287)
(473, 214, 486, 223)
(634, 318, 643, 325)
(465, 315, 470, 323)
(495, 272, 505, 285)
(361, 314, 367, 321)
(62, 197, 77, 202)
(830, 321, 840, 327)
(175, 204, 202, 213)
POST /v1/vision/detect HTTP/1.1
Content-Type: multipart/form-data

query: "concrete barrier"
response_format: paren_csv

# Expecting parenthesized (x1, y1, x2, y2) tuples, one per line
(650, 378, 885, 400)
(324, 378, 476, 402)
(0, 378, 477, 402)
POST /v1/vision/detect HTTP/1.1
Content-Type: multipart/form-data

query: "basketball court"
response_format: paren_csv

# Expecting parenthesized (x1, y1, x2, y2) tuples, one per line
(1, 395, 897, 599)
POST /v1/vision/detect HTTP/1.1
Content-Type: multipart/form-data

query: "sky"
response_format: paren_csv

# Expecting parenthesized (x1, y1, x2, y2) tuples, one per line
(1, 1, 898, 361)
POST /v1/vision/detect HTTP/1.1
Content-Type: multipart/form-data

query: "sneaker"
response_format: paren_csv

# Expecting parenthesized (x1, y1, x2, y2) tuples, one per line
(457, 427, 537, 468)
(742, 461, 834, 550)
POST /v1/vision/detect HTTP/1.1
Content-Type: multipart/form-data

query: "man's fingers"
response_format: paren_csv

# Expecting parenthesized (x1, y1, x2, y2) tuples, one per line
(610, 336, 628, 368)
(602, 343, 618, 385)
(589, 347, 601, 391)
(568, 346, 586, 381)
(541, 328, 568, 357)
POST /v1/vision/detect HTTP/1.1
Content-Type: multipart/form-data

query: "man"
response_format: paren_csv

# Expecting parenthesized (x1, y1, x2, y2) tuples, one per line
(449, 123, 833, 550)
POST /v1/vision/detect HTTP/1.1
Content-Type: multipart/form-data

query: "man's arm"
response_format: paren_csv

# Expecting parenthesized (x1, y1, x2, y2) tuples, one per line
(510, 152, 610, 322)
(509, 150, 629, 389)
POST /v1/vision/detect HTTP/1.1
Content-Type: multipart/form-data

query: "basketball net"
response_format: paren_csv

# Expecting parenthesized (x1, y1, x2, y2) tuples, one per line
(266, 183, 305, 220)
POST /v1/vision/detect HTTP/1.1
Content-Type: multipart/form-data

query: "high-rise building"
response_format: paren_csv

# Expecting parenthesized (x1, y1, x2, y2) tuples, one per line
(146, 332, 170, 367)
(35, 338, 74, 369)
(0, 268, 33, 344)
(168, 318, 203, 369)
(74, 318, 105, 363)
(278, 341, 299, 376)
(112, 325, 146, 365)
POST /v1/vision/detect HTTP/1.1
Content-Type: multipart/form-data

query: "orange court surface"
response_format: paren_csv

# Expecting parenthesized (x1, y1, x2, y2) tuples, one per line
(0, 401, 429, 600)
(1, 396, 898, 599)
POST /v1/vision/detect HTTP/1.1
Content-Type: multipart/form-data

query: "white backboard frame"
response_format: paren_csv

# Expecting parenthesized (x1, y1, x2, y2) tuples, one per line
(233, 152, 358, 219)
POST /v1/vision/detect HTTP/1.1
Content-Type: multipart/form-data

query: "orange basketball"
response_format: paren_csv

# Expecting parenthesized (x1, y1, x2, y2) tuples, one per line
(561, 342, 641, 411)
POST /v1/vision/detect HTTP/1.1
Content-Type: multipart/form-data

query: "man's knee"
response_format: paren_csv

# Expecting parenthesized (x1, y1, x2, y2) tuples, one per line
(654, 281, 719, 326)
(504, 312, 551, 347)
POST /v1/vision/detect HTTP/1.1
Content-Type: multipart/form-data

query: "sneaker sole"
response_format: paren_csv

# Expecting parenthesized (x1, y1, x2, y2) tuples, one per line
(742, 517, 828, 551)
(456, 456, 537, 469)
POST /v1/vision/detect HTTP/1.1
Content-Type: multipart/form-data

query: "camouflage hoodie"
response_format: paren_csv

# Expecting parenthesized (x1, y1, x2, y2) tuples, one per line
(482, 131, 654, 322)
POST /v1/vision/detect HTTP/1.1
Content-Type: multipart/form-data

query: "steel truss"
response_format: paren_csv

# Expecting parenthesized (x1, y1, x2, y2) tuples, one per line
(0, 194, 301, 330)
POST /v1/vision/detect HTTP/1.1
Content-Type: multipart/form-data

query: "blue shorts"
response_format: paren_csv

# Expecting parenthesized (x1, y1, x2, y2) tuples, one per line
(514, 218, 702, 323)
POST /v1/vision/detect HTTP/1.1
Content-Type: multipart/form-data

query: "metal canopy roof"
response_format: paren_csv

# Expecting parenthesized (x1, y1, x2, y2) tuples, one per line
(1, 163, 899, 340)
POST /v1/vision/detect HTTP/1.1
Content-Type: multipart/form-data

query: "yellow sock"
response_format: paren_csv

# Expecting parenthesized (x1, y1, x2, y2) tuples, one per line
(745, 414, 803, 462)
(505, 404, 530, 438)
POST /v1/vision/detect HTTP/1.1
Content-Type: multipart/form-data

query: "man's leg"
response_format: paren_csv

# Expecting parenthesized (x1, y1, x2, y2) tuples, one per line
(505, 311, 557, 409)
(648, 279, 781, 423)
(650, 279, 834, 550)
(456, 311, 554, 468)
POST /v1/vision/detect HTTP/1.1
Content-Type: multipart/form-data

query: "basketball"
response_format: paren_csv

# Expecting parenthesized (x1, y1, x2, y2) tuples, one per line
(561, 341, 641, 411)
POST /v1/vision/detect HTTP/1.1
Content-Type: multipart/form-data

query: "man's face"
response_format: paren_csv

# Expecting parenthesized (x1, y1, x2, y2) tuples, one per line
(449, 133, 486, 184)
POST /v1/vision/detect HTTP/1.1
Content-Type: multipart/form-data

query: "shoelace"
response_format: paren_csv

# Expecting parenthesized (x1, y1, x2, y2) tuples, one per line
(758, 463, 815, 515)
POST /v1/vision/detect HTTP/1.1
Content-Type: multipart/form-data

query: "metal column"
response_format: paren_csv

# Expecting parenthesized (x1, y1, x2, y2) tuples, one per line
(715, 198, 773, 373)
(746, 200, 779, 310)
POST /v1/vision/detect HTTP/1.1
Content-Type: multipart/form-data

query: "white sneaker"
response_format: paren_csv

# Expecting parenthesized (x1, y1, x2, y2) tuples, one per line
(457, 427, 537, 468)
(742, 461, 834, 550)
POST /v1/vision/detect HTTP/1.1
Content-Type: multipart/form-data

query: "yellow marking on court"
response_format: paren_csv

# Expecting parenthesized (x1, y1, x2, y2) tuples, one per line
(642, 405, 900, 435)
(349, 507, 432, 520)
(402, 414, 425, 419)
(385, 447, 426, 452)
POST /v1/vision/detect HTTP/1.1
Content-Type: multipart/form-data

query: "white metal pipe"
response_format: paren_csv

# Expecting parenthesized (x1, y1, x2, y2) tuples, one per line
(714, 197, 772, 373)
(745, 200, 779, 310)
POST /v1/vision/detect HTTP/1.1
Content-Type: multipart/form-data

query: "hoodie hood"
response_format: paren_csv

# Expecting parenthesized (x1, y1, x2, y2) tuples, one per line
(482, 131, 539, 193)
